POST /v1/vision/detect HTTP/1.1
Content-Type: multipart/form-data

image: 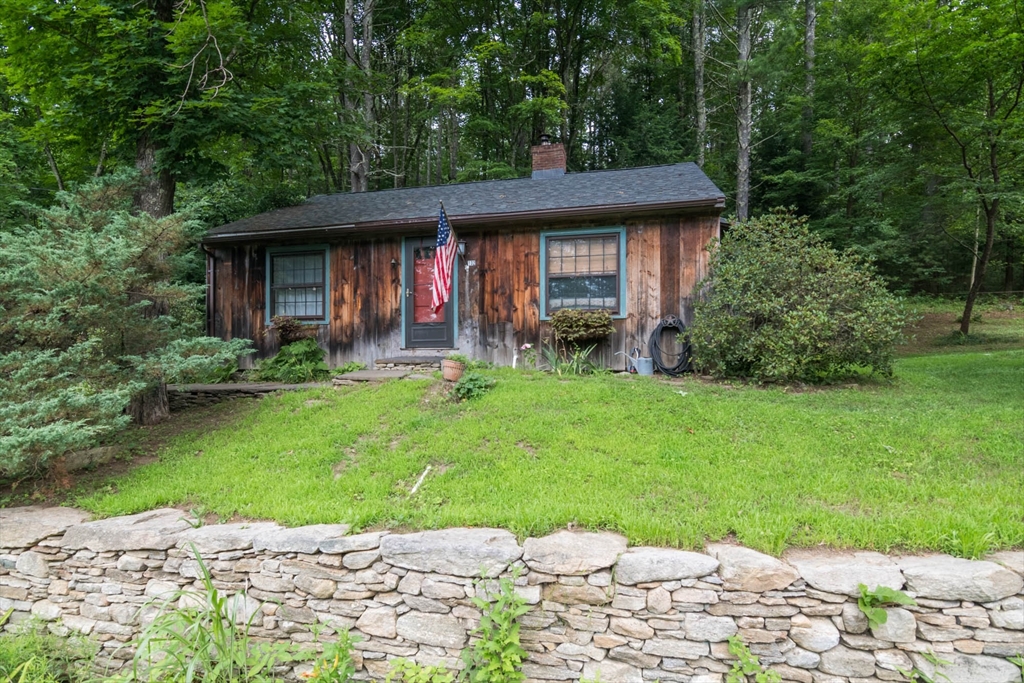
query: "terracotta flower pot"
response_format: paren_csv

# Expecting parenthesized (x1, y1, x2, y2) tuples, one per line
(441, 359, 466, 382)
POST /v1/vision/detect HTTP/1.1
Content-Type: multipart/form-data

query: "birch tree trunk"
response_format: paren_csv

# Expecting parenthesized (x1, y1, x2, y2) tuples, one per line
(693, 0, 707, 168)
(802, 0, 816, 156)
(735, 3, 752, 222)
(358, 0, 373, 192)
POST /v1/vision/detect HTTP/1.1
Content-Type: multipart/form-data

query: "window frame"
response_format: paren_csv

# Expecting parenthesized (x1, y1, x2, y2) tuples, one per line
(539, 227, 627, 320)
(265, 245, 330, 325)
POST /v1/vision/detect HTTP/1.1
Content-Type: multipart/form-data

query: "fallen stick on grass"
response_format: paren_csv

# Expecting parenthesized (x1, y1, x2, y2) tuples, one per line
(410, 464, 432, 495)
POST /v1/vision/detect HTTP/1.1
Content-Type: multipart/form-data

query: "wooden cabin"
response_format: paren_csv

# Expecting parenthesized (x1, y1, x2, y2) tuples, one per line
(203, 142, 725, 371)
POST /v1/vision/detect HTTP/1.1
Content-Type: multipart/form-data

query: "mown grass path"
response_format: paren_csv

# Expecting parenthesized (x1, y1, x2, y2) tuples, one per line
(79, 351, 1024, 557)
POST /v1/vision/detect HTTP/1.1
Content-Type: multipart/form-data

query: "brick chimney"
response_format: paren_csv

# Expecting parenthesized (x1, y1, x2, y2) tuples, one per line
(531, 134, 566, 179)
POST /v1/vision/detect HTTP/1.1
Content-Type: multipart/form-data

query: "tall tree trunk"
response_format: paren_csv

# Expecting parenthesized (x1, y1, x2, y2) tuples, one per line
(802, 0, 816, 156)
(1004, 237, 1015, 293)
(359, 0, 373, 192)
(95, 140, 108, 177)
(735, 3, 753, 221)
(693, 0, 707, 168)
(43, 142, 65, 192)
(343, 0, 365, 192)
(133, 132, 175, 217)
(960, 200, 998, 335)
(448, 108, 458, 182)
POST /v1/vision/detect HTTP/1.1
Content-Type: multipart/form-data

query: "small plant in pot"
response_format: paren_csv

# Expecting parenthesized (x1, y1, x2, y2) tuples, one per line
(441, 353, 468, 381)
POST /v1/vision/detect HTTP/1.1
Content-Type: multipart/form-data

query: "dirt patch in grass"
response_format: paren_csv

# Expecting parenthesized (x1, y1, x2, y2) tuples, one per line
(901, 309, 1023, 355)
(2, 398, 259, 508)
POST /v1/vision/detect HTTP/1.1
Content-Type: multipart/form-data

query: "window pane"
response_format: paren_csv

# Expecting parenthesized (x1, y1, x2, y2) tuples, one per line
(273, 253, 323, 286)
(271, 251, 326, 319)
(548, 275, 617, 311)
(274, 286, 324, 318)
(545, 234, 620, 313)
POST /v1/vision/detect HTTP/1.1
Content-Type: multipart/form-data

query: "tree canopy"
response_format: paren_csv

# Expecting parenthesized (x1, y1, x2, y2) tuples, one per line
(0, 0, 1021, 303)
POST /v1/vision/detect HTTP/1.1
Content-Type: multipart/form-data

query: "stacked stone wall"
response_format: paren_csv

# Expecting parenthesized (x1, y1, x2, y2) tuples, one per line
(1, 507, 1021, 683)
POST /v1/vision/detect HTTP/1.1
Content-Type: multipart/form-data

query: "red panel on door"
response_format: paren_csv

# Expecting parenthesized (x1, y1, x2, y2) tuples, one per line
(413, 253, 444, 323)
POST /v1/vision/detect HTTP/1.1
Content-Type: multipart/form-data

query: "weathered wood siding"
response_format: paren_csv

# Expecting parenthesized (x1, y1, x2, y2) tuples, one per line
(209, 212, 720, 370)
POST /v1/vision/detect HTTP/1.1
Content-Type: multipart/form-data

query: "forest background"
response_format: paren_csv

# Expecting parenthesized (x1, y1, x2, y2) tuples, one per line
(1, 0, 1021, 308)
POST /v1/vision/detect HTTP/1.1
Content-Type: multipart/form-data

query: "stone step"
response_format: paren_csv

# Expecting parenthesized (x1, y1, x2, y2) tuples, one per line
(374, 356, 442, 371)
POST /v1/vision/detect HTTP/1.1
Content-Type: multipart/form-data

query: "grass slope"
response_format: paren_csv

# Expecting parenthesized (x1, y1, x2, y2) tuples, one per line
(78, 351, 1024, 557)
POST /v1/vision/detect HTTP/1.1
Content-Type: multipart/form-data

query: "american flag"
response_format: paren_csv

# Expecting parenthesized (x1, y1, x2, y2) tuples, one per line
(431, 206, 458, 313)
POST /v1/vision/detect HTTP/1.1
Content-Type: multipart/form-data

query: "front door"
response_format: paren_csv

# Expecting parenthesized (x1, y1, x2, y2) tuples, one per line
(404, 237, 455, 348)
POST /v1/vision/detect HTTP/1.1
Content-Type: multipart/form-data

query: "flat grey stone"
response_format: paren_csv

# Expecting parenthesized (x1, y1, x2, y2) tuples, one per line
(61, 446, 118, 473)
(252, 524, 350, 554)
(582, 660, 643, 683)
(15, 551, 49, 578)
(990, 606, 1023, 630)
(790, 615, 840, 652)
(343, 549, 380, 569)
(909, 652, 1020, 683)
(986, 550, 1024, 576)
(395, 611, 467, 648)
(61, 509, 192, 551)
(0, 507, 91, 549)
(338, 369, 409, 382)
(522, 531, 626, 575)
(707, 543, 799, 592)
(381, 528, 522, 577)
(870, 607, 916, 643)
(785, 549, 904, 597)
(841, 601, 869, 634)
(30, 599, 62, 621)
(684, 613, 737, 642)
(294, 574, 335, 599)
(615, 547, 719, 584)
(319, 531, 386, 554)
(785, 647, 821, 669)
(179, 522, 280, 554)
(356, 606, 397, 638)
(874, 649, 913, 674)
(899, 554, 1024, 602)
(641, 638, 709, 659)
(817, 645, 876, 678)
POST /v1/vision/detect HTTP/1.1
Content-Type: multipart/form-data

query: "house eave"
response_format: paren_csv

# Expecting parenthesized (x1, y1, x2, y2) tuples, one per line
(202, 197, 726, 245)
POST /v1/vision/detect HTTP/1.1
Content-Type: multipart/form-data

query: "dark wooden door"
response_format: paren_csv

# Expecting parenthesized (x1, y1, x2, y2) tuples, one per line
(405, 237, 455, 348)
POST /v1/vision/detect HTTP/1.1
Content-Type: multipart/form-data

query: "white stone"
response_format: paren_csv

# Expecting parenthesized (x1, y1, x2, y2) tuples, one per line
(319, 531, 386, 554)
(0, 507, 90, 549)
(252, 524, 350, 555)
(789, 615, 840, 652)
(785, 648, 821, 669)
(30, 600, 62, 621)
(116, 555, 146, 572)
(225, 594, 261, 624)
(582, 659, 643, 683)
(395, 611, 467, 648)
(144, 580, 180, 601)
(615, 547, 719, 585)
(382, 528, 523, 578)
(990, 608, 1023, 631)
(909, 652, 1020, 683)
(61, 508, 191, 551)
(870, 607, 916, 643)
(15, 551, 49, 578)
(785, 550, 904, 597)
(817, 645, 876, 678)
(898, 555, 1024, 602)
(179, 522, 280, 554)
(874, 649, 912, 673)
(294, 574, 335, 599)
(684, 613, 738, 642)
(647, 586, 672, 613)
(356, 606, 397, 638)
(707, 543, 799, 592)
(522, 531, 626, 575)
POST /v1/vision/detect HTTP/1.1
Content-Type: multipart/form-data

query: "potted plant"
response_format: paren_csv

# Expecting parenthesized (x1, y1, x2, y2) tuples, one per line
(441, 353, 468, 382)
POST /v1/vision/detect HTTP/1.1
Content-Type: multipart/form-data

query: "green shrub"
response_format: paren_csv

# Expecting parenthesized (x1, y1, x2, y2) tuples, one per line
(385, 660, 454, 683)
(0, 617, 96, 683)
(303, 628, 358, 682)
(253, 339, 330, 383)
(690, 210, 907, 383)
(549, 309, 615, 347)
(541, 343, 600, 376)
(336, 361, 367, 375)
(460, 574, 530, 683)
(268, 316, 318, 345)
(857, 583, 916, 629)
(453, 371, 496, 401)
(445, 353, 470, 365)
(116, 546, 304, 682)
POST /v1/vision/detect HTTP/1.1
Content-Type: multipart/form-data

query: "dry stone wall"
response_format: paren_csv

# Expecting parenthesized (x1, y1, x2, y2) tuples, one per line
(1, 507, 1022, 683)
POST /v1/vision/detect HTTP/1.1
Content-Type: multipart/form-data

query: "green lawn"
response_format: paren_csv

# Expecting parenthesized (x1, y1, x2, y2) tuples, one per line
(78, 351, 1024, 557)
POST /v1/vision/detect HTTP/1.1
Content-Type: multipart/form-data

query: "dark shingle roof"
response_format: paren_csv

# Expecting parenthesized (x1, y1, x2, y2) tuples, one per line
(205, 162, 724, 242)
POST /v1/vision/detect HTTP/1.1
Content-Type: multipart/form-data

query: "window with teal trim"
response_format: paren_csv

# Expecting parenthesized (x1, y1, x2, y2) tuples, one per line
(545, 233, 622, 315)
(269, 250, 326, 319)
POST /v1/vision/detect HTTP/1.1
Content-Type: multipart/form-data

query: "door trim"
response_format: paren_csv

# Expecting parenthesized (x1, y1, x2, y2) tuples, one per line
(400, 236, 459, 349)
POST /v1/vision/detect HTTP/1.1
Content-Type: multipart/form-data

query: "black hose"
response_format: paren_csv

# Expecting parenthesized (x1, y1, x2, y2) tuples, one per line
(648, 315, 692, 376)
